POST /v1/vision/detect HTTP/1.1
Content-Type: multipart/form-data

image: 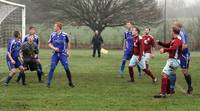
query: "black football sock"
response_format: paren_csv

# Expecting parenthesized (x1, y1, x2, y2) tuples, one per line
(5, 75, 12, 84)
(66, 69, 72, 84)
(21, 72, 26, 85)
(16, 73, 22, 82)
(184, 74, 192, 88)
(38, 63, 43, 73)
(37, 70, 42, 82)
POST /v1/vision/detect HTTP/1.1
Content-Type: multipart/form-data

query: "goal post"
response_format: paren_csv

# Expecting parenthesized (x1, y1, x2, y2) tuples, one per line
(0, 0, 26, 72)
(0, 0, 26, 48)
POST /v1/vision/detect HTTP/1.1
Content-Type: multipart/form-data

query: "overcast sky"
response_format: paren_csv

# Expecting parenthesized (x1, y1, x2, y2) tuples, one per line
(156, 0, 200, 18)
(156, 0, 196, 7)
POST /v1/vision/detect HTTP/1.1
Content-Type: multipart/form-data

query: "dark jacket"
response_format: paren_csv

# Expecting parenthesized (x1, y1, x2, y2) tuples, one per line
(91, 34, 104, 47)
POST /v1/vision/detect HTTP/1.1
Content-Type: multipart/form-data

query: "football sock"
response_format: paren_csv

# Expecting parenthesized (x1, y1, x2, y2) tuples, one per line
(137, 65, 142, 76)
(66, 69, 72, 84)
(161, 76, 168, 95)
(184, 74, 192, 88)
(21, 72, 26, 85)
(128, 66, 134, 81)
(143, 69, 155, 80)
(120, 60, 126, 75)
(38, 63, 43, 73)
(170, 73, 176, 91)
(167, 77, 170, 94)
(5, 75, 12, 84)
(37, 70, 42, 81)
(16, 73, 22, 82)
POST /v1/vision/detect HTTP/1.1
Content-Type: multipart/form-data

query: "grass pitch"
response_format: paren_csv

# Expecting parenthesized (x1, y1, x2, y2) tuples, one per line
(0, 49, 200, 111)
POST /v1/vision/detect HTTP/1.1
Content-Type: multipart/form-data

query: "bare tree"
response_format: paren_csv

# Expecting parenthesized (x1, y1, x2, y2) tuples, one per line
(33, 0, 161, 34)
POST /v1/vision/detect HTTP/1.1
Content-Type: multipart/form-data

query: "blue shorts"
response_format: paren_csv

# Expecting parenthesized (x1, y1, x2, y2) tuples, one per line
(162, 59, 180, 76)
(180, 54, 190, 69)
(123, 50, 133, 60)
(7, 58, 22, 70)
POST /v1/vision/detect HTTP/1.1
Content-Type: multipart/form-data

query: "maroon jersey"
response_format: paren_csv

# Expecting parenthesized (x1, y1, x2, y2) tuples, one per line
(133, 35, 143, 57)
(142, 34, 155, 53)
(158, 36, 182, 59)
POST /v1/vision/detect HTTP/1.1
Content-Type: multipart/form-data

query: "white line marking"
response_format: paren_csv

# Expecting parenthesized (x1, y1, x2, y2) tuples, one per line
(176, 82, 186, 94)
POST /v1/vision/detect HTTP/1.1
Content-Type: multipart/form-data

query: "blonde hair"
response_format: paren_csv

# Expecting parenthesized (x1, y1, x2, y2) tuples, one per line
(55, 22, 63, 29)
(174, 21, 183, 28)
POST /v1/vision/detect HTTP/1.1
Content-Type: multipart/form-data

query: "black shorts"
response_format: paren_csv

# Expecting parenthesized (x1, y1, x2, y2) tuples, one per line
(23, 58, 38, 71)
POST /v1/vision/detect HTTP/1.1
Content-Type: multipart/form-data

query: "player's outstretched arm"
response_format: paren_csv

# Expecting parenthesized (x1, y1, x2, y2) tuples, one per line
(163, 40, 182, 52)
(156, 40, 170, 48)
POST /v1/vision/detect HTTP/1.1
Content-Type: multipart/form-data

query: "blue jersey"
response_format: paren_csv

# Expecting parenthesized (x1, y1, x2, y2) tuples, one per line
(179, 29, 190, 56)
(23, 34, 39, 46)
(7, 38, 22, 60)
(48, 32, 69, 53)
(124, 31, 133, 51)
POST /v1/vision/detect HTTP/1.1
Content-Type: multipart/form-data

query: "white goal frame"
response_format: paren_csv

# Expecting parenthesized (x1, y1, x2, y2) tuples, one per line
(0, 0, 26, 37)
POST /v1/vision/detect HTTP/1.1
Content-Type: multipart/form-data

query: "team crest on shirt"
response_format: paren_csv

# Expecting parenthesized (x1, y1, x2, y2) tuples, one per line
(144, 40, 148, 44)
(134, 40, 138, 47)
(144, 38, 150, 45)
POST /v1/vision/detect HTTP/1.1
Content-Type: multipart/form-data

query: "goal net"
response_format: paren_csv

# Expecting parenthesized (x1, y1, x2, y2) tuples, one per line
(0, 0, 25, 73)
(0, 0, 25, 49)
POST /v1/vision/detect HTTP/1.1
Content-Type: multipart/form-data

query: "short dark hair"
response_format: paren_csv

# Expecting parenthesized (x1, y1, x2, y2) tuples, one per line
(13, 31, 20, 38)
(126, 20, 134, 25)
(134, 27, 140, 34)
(172, 26, 180, 35)
(145, 27, 150, 31)
(29, 26, 36, 30)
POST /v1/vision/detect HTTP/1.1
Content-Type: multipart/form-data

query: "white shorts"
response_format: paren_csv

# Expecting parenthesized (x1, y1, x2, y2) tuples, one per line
(162, 59, 180, 76)
(129, 55, 146, 69)
(143, 53, 151, 63)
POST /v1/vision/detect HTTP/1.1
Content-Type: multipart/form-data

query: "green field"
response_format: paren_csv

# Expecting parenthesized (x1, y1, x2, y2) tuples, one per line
(0, 49, 200, 111)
